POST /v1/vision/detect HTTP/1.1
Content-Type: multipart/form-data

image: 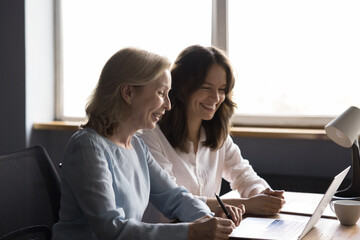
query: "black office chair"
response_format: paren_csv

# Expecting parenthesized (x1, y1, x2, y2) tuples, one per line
(0, 145, 61, 240)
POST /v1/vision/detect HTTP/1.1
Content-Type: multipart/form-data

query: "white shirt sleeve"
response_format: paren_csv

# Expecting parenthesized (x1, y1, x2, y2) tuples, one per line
(222, 135, 270, 197)
(137, 128, 177, 182)
(137, 126, 269, 200)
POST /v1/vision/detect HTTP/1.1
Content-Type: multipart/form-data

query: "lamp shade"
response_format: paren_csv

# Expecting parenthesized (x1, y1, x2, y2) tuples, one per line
(325, 106, 360, 148)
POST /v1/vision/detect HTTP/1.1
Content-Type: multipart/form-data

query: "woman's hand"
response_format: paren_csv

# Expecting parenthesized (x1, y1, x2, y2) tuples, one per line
(188, 215, 235, 240)
(245, 188, 286, 216)
(261, 188, 285, 199)
(214, 203, 245, 227)
(187, 203, 244, 239)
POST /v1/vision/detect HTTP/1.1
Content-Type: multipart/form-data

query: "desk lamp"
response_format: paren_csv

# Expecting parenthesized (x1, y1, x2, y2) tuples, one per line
(325, 106, 360, 200)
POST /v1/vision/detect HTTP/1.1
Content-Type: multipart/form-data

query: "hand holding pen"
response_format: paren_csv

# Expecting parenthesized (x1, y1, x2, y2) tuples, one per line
(215, 193, 245, 227)
(188, 195, 245, 239)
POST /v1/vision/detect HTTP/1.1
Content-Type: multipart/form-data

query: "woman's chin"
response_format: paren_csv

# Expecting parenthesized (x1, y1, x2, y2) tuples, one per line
(202, 114, 215, 121)
(143, 122, 157, 130)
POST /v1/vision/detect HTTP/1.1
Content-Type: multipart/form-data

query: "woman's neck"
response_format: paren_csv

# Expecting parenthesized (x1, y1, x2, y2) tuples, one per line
(187, 118, 202, 153)
(108, 123, 136, 149)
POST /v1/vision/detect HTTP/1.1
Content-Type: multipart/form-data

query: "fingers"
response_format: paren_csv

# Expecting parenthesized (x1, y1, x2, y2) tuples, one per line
(262, 190, 286, 212)
(223, 204, 245, 227)
(226, 206, 240, 226)
(217, 217, 235, 235)
(261, 196, 285, 214)
(265, 189, 285, 198)
(267, 194, 286, 204)
(238, 203, 246, 213)
(262, 187, 272, 194)
(188, 216, 234, 240)
(247, 194, 286, 216)
(272, 191, 285, 199)
(210, 217, 235, 240)
(235, 204, 245, 225)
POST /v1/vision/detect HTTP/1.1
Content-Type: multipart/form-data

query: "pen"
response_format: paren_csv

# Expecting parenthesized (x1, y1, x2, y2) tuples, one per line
(215, 193, 234, 222)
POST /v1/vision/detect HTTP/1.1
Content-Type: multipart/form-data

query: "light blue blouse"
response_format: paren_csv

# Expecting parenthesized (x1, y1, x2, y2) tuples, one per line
(52, 128, 211, 240)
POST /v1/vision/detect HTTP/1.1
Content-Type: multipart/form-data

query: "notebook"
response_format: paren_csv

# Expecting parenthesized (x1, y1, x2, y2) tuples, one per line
(230, 166, 350, 240)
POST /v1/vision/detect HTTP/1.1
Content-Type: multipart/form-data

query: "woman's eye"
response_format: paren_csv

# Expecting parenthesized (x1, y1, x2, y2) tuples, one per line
(158, 91, 165, 97)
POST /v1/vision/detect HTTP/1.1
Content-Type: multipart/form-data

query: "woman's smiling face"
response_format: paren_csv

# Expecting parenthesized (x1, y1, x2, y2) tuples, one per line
(187, 64, 227, 122)
(130, 69, 171, 130)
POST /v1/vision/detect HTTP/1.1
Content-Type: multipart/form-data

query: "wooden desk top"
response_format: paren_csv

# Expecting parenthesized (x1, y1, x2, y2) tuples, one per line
(223, 191, 360, 239)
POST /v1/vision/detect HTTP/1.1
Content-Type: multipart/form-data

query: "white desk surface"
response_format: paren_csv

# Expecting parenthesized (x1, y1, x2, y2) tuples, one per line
(221, 190, 336, 218)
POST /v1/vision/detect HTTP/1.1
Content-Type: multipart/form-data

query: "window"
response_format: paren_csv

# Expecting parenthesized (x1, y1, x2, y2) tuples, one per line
(56, 0, 211, 120)
(56, 0, 360, 127)
(228, 0, 360, 126)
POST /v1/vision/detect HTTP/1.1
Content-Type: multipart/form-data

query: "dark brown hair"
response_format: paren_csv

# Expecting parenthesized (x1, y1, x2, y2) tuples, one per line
(159, 45, 236, 152)
(82, 47, 171, 137)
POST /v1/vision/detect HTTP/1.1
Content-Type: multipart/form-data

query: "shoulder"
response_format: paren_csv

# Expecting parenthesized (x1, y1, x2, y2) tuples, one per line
(136, 124, 169, 146)
(220, 134, 240, 152)
(62, 129, 113, 170)
(65, 128, 116, 159)
(132, 134, 147, 150)
(132, 134, 155, 159)
(225, 134, 234, 144)
(68, 128, 105, 147)
(137, 124, 163, 139)
(218, 134, 234, 147)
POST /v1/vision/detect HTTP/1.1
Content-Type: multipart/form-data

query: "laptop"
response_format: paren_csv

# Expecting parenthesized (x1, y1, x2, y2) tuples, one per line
(230, 166, 350, 240)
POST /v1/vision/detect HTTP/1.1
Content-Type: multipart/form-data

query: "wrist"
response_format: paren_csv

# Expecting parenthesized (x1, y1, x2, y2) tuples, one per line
(248, 188, 264, 197)
(224, 198, 248, 208)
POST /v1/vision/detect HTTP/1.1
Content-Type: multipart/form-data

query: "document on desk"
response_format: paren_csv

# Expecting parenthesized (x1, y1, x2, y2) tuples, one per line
(222, 188, 336, 218)
(230, 215, 308, 240)
(281, 192, 336, 218)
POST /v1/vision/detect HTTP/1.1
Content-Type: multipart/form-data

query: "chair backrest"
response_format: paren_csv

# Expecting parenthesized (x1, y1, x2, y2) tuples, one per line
(0, 145, 61, 238)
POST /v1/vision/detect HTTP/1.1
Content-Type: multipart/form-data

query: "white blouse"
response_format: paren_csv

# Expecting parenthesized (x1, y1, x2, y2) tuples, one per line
(137, 124, 269, 222)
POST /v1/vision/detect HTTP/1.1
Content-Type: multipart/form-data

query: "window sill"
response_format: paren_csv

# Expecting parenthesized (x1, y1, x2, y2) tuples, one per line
(33, 121, 83, 131)
(230, 126, 327, 140)
(33, 121, 329, 140)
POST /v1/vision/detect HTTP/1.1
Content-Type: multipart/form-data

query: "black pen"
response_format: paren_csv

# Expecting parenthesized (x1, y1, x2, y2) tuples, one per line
(215, 193, 234, 222)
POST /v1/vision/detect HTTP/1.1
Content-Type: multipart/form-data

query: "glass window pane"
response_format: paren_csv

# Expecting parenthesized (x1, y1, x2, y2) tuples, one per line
(229, 0, 360, 118)
(60, 0, 211, 119)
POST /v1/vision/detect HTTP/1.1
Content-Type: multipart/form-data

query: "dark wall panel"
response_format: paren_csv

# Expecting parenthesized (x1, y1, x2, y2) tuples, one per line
(0, 0, 26, 152)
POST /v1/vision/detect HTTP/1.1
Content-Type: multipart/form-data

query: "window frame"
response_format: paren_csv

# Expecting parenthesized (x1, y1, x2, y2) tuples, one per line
(54, 0, 335, 128)
(54, 0, 64, 121)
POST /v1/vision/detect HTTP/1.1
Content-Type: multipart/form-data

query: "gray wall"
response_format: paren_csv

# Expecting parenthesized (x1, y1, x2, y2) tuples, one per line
(0, 0, 353, 194)
(0, 0, 26, 151)
(233, 136, 351, 193)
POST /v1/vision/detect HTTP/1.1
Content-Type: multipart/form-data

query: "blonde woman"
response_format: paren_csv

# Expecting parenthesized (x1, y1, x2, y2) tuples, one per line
(52, 47, 243, 240)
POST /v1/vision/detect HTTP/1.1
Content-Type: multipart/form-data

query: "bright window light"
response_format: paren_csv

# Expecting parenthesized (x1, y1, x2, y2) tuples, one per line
(60, 0, 211, 119)
(59, 0, 360, 127)
(229, 0, 360, 122)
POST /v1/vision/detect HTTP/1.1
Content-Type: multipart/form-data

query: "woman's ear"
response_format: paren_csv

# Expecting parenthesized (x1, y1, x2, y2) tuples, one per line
(120, 84, 133, 104)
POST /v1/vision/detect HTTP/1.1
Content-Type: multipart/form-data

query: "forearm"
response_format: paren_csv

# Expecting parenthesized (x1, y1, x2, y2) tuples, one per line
(247, 187, 265, 197)
(207, 194, 285, 216)
(206, 197, 248, 212)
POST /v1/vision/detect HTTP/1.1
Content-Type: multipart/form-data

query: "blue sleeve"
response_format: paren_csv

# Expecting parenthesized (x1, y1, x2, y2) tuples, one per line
(55, 133, 191, 240)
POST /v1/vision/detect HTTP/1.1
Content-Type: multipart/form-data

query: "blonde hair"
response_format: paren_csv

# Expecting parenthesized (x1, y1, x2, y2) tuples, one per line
(82, 47, 171, 137)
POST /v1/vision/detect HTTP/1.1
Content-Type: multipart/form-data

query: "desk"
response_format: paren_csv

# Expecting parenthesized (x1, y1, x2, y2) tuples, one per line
(222, 191, 360, 239)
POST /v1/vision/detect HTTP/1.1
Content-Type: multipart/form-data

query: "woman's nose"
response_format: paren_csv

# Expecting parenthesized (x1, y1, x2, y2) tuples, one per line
(163, 95, 171, 110)
(210, 90, 220, 102)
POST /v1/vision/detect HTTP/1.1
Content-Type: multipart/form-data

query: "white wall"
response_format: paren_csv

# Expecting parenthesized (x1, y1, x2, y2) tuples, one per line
(25, 0, 55, 146)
